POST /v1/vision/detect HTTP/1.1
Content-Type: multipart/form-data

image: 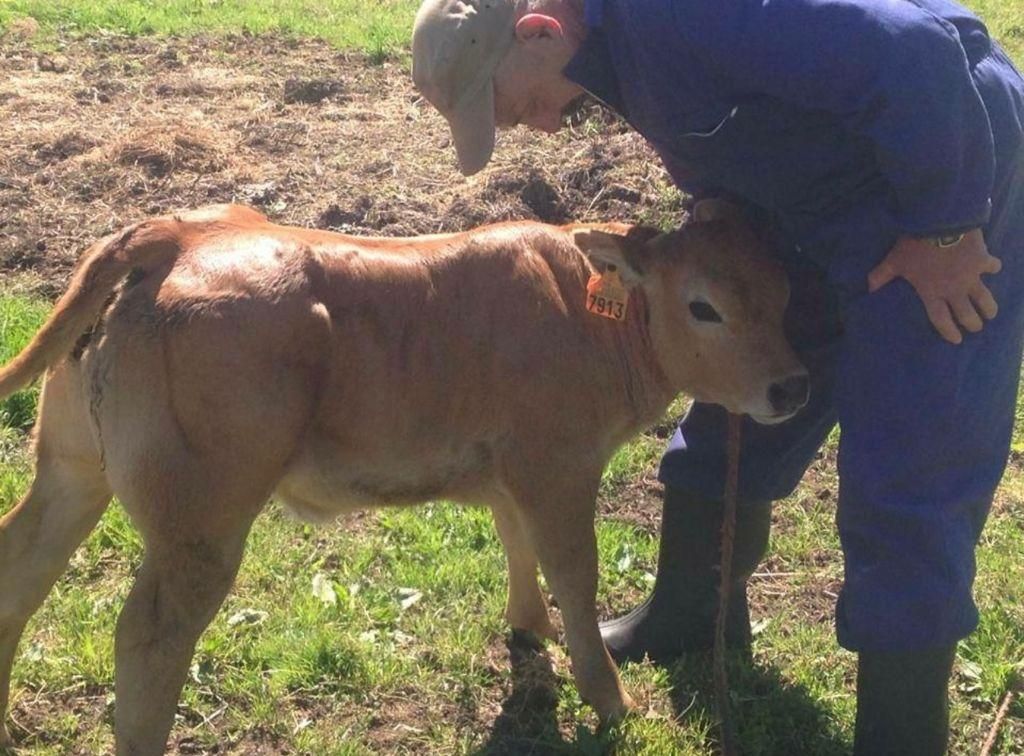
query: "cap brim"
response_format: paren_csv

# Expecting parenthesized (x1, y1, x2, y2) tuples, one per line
(447, 81, 496, 177)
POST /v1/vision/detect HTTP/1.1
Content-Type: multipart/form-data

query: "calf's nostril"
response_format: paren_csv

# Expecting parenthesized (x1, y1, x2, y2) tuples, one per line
(768, 374, 810, 414)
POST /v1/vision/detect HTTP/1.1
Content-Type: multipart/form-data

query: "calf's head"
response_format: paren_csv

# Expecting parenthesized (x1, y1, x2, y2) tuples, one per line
(574, 201, 809, 424)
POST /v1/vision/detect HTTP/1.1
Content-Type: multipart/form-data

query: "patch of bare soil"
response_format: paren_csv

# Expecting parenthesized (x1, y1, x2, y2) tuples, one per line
(8, 685, 111, 754)
(597, 473, 665, 534)
(0, 33, 680, 297)
(596, 413, 685, 534)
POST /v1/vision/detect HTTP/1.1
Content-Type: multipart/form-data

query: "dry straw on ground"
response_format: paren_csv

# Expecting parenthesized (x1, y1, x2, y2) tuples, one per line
(0, 33, 681, 297)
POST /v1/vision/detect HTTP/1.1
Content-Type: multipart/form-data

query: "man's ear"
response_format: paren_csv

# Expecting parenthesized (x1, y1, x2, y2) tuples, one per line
(572, 229, 645, 287)
(515, 13, 564, 41)
(691, 198, 743, 223)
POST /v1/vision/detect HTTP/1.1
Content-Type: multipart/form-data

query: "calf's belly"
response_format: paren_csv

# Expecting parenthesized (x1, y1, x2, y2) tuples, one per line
(274, 435, 498, 521)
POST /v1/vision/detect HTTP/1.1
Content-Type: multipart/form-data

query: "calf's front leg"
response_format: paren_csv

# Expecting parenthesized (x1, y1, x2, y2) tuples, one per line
(507, 473, 633, 721)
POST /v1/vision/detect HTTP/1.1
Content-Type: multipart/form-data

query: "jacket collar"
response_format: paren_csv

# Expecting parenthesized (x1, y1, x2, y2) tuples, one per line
(564, 1, 625, 115)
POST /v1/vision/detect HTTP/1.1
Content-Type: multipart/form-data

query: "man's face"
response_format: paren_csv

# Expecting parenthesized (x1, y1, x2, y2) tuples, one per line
(492, 31, 585, 134)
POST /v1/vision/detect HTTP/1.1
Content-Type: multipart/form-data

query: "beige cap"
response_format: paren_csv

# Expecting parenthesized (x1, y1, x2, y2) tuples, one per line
(413, 0, 517, 175)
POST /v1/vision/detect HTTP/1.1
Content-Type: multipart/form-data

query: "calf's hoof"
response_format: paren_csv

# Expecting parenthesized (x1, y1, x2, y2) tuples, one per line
(593, 690, 635, 725)
(509, 614, 561, 643)
(510, 627, 554, 652)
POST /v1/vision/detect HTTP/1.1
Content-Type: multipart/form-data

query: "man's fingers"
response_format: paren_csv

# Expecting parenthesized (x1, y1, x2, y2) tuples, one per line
(970, 284, 999, 320)
(924, 298, 963, 344)
(983, 254, 1003, 275)
(950, 296, 984, 333)
(867, 260, 898, 293)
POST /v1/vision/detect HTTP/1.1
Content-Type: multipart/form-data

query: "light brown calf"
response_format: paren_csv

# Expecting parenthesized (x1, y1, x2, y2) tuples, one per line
(0, 202, 806, 753)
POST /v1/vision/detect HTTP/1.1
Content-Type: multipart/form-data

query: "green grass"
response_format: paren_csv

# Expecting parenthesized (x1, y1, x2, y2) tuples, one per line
(973, 0, 1024, 62)
(3, 0, 1021, 62)
(0, 0, 419, 58)
(0, 294, 48, 432)
(2, 1, 1024, 753)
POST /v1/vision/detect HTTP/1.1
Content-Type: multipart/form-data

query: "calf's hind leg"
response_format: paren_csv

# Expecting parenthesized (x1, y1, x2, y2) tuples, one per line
(0, 461, 110, 747)
(111, 477, 265, 756)
(0, 368, 111, 747)
(490, 500, 558, 643)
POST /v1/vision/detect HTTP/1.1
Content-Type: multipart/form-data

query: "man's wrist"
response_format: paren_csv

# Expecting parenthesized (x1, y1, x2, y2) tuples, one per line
(896, 197, 992, 243)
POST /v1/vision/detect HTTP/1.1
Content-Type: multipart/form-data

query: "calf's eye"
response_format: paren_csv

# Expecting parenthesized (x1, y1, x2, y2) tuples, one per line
(689, 300, 723, 323)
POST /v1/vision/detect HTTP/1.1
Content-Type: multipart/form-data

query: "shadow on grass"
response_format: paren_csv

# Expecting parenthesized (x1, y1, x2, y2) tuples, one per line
(473, 636, 848, 754)
(473, 631, 618, 755)
(667, 651, 851, 755)
(473, 631, 567, 755)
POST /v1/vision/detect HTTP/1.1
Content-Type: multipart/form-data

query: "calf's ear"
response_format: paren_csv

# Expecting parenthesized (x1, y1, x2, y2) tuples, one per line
(691, 198, 744, 223)
(571, 229, 645, 287)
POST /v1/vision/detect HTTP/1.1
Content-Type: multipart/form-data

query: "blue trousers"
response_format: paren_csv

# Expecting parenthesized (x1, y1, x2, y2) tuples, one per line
(660, 81, 1024, 653)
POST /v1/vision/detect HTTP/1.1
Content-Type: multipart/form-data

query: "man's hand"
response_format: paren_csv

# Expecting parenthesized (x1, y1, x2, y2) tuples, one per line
(867, 229, 1001, 344)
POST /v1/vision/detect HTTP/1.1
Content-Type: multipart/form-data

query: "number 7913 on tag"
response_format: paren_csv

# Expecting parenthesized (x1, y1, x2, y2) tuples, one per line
(586, 266, 629, 322)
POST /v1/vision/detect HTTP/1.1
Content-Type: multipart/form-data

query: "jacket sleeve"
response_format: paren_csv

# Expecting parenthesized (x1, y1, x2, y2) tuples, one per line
(671, 0, 995, 236)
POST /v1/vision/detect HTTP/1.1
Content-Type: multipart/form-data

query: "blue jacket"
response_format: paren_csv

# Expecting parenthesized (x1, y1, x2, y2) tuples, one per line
(565, 0, 1024, 279)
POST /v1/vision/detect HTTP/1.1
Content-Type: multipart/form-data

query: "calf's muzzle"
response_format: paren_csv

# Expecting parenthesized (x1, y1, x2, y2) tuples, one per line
(767, 372, 811, 418)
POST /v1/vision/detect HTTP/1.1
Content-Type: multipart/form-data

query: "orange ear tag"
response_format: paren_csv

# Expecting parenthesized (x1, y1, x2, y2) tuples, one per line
(585, 265, 629, 321)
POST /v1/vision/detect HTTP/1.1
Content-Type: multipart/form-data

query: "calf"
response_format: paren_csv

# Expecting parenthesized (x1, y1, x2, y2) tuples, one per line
(0, 201, 805, 753)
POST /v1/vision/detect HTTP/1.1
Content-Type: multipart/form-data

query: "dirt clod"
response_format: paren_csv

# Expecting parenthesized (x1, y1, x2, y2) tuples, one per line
(37, 54, 70, 73)
(283, 77, 345, 104)
(158, 46, 183, 68)
(520, 175, 567, 223)
(111, 127, 229, 178)
(238, 181, 280, 206)
(34, 132, 98, 163)
(317, 196, 373, 230)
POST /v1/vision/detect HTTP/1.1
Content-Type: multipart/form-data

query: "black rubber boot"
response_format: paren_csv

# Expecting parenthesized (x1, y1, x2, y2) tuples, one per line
(853, 645, 956, 756)
(600, 487, 771, 664)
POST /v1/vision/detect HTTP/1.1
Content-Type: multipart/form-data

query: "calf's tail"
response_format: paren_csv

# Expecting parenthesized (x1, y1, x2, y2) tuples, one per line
(0, 218, 181, 399)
